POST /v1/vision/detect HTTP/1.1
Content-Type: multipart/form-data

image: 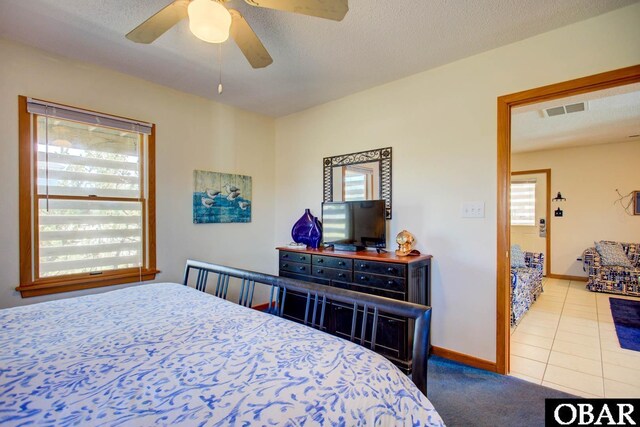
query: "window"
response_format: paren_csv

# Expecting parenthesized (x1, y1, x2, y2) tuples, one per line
(510, 180, 536, 226)
(343, 165, 374, 201)
(17, 96, 157, 297)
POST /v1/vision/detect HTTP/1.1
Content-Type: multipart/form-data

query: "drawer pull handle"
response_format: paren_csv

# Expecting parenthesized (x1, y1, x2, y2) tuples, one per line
(360, 276, 367, 281)
(299, 256, 306, 261)
(282, 254, 288, 258)
(338, 273, 345, 278)
(299, 266, 306, 271)
(318, 258, 324, 263)
(317, 269, 324, 274)
(282, 263, 288, 268)
(338, 261, 344, 266)
(387, 267, 395, 273)
(360, 264, 367, 269)
(387, 280, 394, 286)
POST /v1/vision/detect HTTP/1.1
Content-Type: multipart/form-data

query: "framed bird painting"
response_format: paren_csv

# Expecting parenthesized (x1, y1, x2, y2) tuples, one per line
(193, 170, 252, 223)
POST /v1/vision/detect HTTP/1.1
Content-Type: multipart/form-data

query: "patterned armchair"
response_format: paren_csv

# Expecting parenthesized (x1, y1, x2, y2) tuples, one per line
(511, 252, 544, 326)
(582, 242, 640, 296)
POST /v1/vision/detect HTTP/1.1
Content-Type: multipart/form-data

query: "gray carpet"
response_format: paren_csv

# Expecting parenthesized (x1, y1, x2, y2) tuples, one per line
(426, 356, 577, 427)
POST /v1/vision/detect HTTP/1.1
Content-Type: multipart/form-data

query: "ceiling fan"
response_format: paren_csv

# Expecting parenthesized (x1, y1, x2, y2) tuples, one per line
(126, 0, 349, 69)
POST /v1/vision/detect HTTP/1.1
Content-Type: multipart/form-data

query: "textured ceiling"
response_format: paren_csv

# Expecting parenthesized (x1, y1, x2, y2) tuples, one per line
(512, 83, 640, 153)
(0, 0, 637, 117)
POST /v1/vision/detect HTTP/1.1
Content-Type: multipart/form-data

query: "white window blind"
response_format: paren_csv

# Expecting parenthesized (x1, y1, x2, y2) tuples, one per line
(344, 165, 373, 201)
(35, 114, 146, 278)
(38, 200, 143, 277)
(511, 180, 536, 226)
(27, 98, 153, 135)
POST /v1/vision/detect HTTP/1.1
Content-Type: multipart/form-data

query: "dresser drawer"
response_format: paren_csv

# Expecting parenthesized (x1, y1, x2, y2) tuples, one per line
(312, 266, 352, 282)
(280, 261, 311, 274)
(354, 260, 405, 278)
(282, 290, 326, 327)
(333, 280, 405, 301)
(312, 255, 353, 270)
(280, 271, 330, 286)
(353, 272, 406, 292)
(332, 303, 406, 360)
(279, 251, 311, 264)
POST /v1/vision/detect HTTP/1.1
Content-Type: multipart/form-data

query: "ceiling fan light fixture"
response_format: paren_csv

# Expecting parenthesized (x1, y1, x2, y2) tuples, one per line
(188, 0, 232, 43)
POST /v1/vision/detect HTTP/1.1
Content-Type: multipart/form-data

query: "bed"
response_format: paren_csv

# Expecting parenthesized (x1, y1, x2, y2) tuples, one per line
(0, 260, 444, 426)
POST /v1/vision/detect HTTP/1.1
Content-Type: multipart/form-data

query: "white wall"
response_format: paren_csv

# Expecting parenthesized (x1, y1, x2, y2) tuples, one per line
(0, 39, 276, 308)
(512, 141, 640, 277)
(510, 172, 547, 275)
(274, 4, 640, 362)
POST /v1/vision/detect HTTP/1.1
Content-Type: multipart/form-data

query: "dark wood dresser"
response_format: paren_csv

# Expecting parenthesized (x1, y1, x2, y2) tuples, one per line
(276, 246, 432, 373)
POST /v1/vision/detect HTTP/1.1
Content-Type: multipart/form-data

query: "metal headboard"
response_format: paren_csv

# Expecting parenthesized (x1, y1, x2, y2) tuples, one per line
(183, 259, 432, 396)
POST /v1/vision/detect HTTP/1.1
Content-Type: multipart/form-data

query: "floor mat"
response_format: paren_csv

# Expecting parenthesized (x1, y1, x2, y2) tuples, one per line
(609, 297, 640, 352)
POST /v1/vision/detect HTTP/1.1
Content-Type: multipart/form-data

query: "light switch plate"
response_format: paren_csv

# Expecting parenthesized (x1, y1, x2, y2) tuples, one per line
(462, 201, 485, 218)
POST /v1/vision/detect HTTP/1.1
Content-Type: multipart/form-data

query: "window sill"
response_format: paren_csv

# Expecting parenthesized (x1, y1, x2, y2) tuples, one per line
(16, 269, 160, 298)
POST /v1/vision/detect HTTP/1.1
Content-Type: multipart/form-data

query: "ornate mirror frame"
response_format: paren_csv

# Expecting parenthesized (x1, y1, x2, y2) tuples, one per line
(323, 147, 392, 219)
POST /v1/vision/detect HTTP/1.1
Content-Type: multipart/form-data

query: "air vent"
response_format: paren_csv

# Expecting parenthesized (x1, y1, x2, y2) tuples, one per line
(543, 101, 588, 118)
(545, 106, 565, 117)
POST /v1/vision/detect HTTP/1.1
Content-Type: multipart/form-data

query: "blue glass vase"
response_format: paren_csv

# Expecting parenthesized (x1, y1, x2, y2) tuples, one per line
(291, 209, 323, 249)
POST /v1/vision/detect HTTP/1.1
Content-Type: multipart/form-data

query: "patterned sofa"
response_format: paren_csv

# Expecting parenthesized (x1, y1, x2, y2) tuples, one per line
(511, 251, 544, 326)
(582, 242, 640, 296)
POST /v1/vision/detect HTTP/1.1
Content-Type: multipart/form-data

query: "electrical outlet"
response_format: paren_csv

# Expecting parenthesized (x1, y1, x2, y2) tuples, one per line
(462, 201, 485, 218)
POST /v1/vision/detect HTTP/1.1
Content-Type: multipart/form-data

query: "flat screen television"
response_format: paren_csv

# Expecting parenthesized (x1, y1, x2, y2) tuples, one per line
(322, 200, 386, 251)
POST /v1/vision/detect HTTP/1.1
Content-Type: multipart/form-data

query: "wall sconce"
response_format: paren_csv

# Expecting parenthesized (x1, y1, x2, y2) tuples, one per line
(552, 192, 566, 202)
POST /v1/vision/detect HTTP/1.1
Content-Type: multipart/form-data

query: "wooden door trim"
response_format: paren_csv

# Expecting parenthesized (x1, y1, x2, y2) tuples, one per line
(496, 64, 640, 374)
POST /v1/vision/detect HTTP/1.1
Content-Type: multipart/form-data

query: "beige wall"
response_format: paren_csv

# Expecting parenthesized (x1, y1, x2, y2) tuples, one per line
(0, 39, 277, 309)
(274, 4, 640, 362)
(510, 172, 548, 275)
(512, 140, 640, 277)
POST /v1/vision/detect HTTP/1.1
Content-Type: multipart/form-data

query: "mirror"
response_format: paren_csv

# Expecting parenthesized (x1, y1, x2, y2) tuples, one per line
(323, 147, 392, 219)
(332, 162, 380, 201)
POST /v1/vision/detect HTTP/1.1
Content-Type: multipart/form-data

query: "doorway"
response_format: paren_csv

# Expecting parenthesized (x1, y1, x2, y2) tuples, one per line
(511, 169, 550, 276)
(495, 64, 640, 376)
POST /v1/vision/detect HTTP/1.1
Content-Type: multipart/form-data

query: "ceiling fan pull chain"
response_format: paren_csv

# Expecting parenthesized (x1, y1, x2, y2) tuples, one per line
(218, 43, 223, 94)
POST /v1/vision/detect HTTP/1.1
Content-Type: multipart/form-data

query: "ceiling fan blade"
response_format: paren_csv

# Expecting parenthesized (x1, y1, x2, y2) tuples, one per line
(244, 0, 348, 21)
(229, 9, 273, 69)
(126, 0, 189, 44)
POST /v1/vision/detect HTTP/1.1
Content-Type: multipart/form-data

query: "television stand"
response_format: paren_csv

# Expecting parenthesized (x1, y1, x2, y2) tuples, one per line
(276, 246, 432, 373)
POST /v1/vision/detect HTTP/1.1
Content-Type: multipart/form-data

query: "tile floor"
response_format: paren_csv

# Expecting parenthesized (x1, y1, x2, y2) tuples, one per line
(509, 278, 640, 397)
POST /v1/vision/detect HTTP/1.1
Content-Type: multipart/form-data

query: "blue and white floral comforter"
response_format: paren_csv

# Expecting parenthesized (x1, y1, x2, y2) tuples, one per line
(0, 283, 444, 426)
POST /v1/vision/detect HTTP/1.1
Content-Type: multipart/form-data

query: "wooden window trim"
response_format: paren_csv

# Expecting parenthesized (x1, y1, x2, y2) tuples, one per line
(17, 96, 158, 297)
